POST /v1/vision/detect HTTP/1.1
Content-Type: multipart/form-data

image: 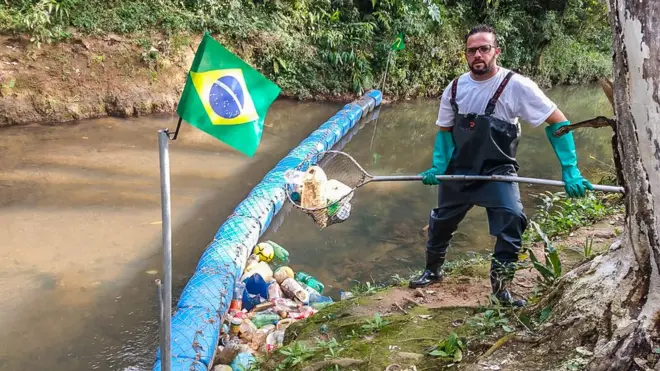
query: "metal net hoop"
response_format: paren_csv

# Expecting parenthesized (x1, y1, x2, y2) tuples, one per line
(284, 150, 368, 228)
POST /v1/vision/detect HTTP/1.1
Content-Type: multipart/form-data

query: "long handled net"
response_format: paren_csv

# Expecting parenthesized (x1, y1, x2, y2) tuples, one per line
(284, 151, 367, 229)
(284, 150, 624, 229)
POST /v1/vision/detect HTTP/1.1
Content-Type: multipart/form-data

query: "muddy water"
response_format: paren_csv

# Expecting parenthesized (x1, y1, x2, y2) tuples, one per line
(0, 84, 613, 371)
(0, 100, 342, 371)
(262, 84, 615, 298)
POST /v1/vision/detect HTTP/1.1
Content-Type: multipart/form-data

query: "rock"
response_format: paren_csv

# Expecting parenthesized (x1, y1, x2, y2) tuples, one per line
(414, 289, 425, 298)
(594, 231, 616, 239)
(575, 347, 594, 356)
(610, 240, 623, 251)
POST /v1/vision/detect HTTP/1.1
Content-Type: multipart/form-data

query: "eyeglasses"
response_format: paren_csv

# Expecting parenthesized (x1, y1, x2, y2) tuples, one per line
(466, 44, 494, 56)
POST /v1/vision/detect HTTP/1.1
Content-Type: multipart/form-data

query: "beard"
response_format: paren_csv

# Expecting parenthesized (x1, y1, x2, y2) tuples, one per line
(469, 59, 494, 75)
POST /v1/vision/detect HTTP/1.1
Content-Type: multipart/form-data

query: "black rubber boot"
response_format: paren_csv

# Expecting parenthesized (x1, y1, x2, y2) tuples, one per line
(409, 250, 445, 289)
(490, 261, 526, 307)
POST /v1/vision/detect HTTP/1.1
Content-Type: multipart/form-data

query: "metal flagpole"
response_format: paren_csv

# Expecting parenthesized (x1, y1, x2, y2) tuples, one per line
(158, 129, 173, 371)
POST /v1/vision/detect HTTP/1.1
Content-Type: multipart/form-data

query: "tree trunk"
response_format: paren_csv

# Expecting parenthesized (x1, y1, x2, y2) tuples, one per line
(553, 0, 660, 369)
(492, 1, 660, 370)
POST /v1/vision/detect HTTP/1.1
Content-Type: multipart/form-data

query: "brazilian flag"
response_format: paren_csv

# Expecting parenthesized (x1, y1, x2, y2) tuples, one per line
(177, 32, 281, 156)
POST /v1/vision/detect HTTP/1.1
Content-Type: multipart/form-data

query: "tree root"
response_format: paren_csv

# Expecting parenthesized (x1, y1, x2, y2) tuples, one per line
(301, 358, 365, 371)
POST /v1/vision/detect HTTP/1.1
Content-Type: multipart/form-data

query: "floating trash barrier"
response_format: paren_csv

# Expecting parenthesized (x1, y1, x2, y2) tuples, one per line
(152, 89, 382, 371)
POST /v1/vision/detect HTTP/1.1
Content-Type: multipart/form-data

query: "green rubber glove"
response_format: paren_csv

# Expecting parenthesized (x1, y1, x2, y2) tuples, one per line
(545, 121, 594, 198)
(420, 130, 455, 185)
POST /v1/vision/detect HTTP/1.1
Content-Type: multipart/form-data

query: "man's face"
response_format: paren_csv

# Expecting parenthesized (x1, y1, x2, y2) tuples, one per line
(465, 32, 500, 75)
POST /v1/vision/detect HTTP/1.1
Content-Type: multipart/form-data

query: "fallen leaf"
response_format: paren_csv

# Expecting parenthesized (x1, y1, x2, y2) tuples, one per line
(418, 315, 432, 320)
(146, 270, 158, 275)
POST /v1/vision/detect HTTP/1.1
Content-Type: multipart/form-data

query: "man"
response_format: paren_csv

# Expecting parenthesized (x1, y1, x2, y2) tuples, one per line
(409, 25, 594, 307)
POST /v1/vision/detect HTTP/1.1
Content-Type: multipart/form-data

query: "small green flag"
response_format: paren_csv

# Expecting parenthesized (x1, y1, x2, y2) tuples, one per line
(391, 32, 405, 51)
(177, 32, 281, 156)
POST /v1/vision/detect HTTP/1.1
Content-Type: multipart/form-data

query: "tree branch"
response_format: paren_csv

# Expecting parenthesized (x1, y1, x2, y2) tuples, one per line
(552, 116, 616, 137)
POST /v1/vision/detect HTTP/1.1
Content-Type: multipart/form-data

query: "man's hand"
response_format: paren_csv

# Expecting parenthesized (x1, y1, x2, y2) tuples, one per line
(420, 167, 442, 185)
(562, 167, 594, 198)
(544, 120, 593, 198)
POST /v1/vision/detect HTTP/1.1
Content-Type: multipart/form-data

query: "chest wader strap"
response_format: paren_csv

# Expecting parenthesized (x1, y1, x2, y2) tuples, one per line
(449, 78, 459, 114)
(484, 71, 516, 116)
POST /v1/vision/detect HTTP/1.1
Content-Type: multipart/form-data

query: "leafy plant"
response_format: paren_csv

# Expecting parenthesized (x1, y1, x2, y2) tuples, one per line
(361, 312, 390, 333)
(429, 332, 466, 362)
(467, 309, 514, 337)
(276, 341, 317, 370)
(526, 221, 562, 289)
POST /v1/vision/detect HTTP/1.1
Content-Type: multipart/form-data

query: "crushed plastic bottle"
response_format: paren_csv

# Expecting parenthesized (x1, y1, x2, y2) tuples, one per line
(281, 278, 309, 304)
(272, 298, 299, 312)
(274, 266, 294, 284)
(229, 280, 245, 313)
(265, 330, 285, 352)
(250, 312, 281, 328)
(230, 352, 256, 371)
(250, 324, 275, 351)
(265, 240, 290, 263)
(289, 306, 317, 320)
(294, 272, 325, 294)
(267, 281, 283, 300)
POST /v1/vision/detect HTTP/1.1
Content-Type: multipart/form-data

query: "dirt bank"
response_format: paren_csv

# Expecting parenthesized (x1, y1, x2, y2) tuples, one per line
(252, 211, 626, 371)
(0, 32, 358, 127)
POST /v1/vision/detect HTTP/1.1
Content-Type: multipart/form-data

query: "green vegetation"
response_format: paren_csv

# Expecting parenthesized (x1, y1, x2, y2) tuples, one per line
(2, 0, 612, 99)
(523, 190, 623, 243)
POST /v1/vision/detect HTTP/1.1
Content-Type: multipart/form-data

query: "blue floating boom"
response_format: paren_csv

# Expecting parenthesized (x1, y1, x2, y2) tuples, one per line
(152, 90, 381, 370)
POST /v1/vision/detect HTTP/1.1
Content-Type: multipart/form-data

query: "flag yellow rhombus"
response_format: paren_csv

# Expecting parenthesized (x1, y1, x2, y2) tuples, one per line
(190, 69, 259, 125)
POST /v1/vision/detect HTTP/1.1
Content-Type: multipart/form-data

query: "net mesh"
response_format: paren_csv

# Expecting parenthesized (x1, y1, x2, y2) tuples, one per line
(284, 150, 369, 229)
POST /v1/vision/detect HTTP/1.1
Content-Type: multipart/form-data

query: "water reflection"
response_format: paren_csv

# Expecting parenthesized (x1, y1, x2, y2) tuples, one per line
(262, 84, 615, 297)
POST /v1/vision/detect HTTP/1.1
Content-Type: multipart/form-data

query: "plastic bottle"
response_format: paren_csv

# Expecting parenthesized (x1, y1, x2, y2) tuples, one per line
(274, 266, 294, 284)
(272, 298, 299, 312)
(230, 352, 256, 371)
(230, 280, 245, 313)
(281, 278, 309, 304)
(266, 240, 290, 263)
(295, 272, 325, 294)
(289, 306, 317, 320)
(250, 312, 281, 328)
(239, 318, 257, 339)
(265, 330, 285, 352)
(267, 281, 283, 300)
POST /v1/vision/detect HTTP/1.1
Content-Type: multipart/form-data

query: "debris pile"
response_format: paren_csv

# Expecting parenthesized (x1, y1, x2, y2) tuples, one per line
(285, 166, 353, 227)
(213, 240, 334, 370)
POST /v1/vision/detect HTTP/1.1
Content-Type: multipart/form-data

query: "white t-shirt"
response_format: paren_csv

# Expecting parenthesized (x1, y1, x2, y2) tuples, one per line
(435, 67, 557, 129)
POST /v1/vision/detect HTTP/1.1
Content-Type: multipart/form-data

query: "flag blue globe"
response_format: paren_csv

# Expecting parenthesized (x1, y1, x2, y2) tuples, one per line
(209, 75, 245, 119)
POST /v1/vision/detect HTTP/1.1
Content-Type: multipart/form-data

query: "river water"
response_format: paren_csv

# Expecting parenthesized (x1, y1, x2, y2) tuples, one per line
(0, 85, 613, 370)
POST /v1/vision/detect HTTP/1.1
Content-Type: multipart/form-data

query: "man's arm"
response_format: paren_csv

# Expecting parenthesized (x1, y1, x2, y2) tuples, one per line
(544, 108, 568, 125)
(438, 126, 452, 132)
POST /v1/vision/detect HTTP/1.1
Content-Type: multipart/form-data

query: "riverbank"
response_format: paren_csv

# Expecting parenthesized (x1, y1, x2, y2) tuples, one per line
(243, 190, 624, 370)
(0, 32, 365, 127)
